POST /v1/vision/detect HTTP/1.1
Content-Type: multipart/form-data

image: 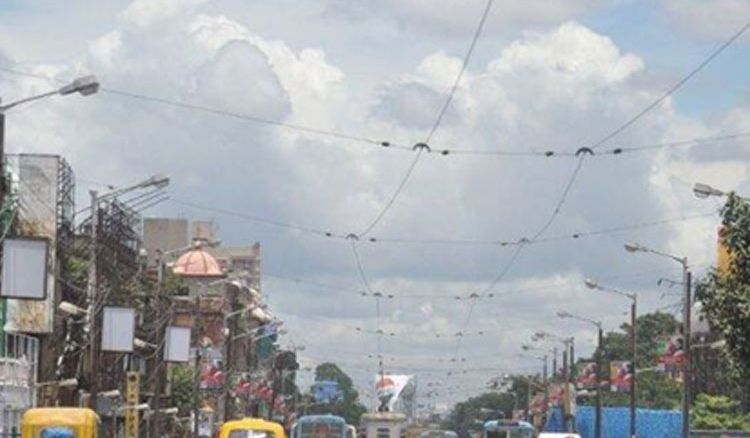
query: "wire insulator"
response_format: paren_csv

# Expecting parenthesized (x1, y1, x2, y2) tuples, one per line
(575, 147, 595, 156)
(413, 142, 432, 152)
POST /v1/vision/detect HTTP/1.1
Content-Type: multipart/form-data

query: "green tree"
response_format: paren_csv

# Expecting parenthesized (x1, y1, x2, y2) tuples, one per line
(308, 363, 368, 425)
(696, 193, 750, 383)
(171, 365, 197, 414)
(584, 312, 682, 409)
(692, 394, 750, 431)
(443, 392, 516, 438)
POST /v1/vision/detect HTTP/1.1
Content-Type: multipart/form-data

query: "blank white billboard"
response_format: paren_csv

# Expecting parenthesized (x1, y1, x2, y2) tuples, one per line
(102, 307, 136, 352)
(164, 326, 191, 363)
(1, 237, 48, 300)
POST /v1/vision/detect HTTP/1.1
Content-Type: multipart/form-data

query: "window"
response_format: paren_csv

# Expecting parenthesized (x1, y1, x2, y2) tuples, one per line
(228, 430, 272, 438)
(376, 428, 391, 438)
(39, 427, 76, 438)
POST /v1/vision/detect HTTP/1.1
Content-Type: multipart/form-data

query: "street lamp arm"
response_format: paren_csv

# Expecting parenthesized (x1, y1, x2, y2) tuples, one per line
(0, 90, 58, 111)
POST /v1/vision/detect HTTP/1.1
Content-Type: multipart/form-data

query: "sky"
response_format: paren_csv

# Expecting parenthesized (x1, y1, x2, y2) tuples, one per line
(1, 0, 750, 408)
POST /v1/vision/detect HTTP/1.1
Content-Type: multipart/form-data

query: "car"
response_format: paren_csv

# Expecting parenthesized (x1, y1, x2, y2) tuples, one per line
(538, 434, 582, 438)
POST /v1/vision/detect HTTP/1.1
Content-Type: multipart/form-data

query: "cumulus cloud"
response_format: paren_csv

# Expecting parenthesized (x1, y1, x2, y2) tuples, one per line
(325, 0, 621, 35)
(2, 0, 750, 404)
(662, 0, 750, 41)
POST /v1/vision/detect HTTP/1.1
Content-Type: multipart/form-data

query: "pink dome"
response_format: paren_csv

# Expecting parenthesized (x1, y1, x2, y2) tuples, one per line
(172, 249, 224, 278)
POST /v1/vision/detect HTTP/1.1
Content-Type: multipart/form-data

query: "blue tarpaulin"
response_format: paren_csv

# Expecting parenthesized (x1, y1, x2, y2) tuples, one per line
(545, 406, 682, 438)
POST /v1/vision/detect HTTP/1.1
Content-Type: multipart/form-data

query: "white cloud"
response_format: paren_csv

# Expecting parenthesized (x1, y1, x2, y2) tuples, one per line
(662, 0, 750, 41)
(2, 0, 749, 403)
(120, 0, 210, 28)
(325, 0, 620, 35)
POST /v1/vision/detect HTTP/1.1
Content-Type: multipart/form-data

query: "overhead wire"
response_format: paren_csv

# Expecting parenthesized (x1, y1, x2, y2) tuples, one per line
(587, 18, 750, 152)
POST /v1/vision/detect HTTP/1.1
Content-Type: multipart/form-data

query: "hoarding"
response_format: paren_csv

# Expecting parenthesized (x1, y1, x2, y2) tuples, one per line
(609, 361, 633, 392)
(101, 307, 136, 352)
(1, 237, 48, 300)
(657, 334, 685, 372)
(5, 155, 60, 333)
(164, 326, 191, 362)
(575, 362, 598, 389)
(375, 374, 416, 416)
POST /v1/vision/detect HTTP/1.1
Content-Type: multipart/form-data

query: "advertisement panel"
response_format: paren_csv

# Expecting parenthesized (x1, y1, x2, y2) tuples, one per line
(5, 155, 59, 334)
(374, 374, 416, 416)
(575, 362, 598, 389)
(609, 361, 633, 392)
(657, 334, 685, 372)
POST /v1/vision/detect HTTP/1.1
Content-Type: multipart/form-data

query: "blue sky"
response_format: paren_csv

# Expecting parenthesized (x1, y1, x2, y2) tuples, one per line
(1, 0, 749, 404)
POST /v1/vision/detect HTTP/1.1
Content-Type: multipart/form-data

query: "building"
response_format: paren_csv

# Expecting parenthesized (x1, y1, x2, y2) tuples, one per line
(142, 218, 189, 268)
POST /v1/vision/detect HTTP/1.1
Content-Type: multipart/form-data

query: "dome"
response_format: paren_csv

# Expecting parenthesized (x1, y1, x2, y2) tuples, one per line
(172, 249, 225, 278)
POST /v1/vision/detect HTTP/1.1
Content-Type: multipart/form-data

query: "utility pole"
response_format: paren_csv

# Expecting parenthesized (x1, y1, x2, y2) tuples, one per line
(595, 325, 603, 438)
(630, 297, 637, 438)
(152, 255, 166, 438)
(224, 286, 238, 422)
(683, 270, 692, 438)
(87, 190, 99, 411)
(193, 294, 203, 438)
(552, 347, 558, 378)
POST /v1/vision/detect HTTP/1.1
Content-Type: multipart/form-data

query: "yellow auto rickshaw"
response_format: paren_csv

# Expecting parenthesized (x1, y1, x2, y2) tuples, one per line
(22, 408, 100, 438)
(219, 418, 287, 438)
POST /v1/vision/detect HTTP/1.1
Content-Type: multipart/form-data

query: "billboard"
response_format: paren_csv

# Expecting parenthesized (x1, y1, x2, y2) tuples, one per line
(657, 334, 685, 372)
(575, 362, 598, 389)
(609, 361, 633, 393)
(1, 237, 49, 300)
(5, 155, 60, 333)
(375, 374, 416, 416)
(101, 306, 136, 352)
(312, 380, 343, 404)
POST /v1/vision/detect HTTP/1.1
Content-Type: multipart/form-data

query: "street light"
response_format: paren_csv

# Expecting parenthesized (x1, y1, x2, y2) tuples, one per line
(624, 242, 691, 438)
(558, 311, 603, 438)
(586, 278, 638, 438)
(693, 182, 725, 199)
(0, 75, 99, 112)
(87, 174, 169, 414)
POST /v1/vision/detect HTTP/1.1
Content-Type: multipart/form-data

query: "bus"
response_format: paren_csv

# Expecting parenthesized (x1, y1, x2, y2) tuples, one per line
(291, 415, 347, 438)
(483, 420, 535, 438)
(360, 412, 407, 438)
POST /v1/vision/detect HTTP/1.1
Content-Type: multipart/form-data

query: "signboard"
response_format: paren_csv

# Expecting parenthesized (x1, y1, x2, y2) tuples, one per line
(575, 362, 598, 389)
(1, 237, 48, 299)
(657, 334, 685, 371)
(5, 155, 60, 333)
(164, 326, 191, 362)
(102, 307, 136, 352)
(125, 372, 139, 438)
(375, 374, 416, 415)
(609, 361, 633, 392)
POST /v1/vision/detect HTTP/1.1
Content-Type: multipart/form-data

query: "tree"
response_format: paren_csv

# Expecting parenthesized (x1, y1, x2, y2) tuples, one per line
(584, 312, 682, 409)
(443, 392, 516, 438)
(308, 363, 368, 425)
(696, 193, 750, 383)
(692, 394, 750, 431)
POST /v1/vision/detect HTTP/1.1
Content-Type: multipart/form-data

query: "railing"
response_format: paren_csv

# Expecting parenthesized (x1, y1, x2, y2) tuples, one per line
(0, 333, 39, 435)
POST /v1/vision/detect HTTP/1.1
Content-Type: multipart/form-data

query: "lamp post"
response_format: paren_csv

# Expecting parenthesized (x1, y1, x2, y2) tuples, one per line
(585, 279, 638, 438)
(0, 76, 99, 337)
(519, 353, 548, 418)
(558, 311, 603, 438)
(87, 174, 169, 413)
(533, 332, 575, 432)
(0, 76, 99, 205)
(624, 242, 691, 438)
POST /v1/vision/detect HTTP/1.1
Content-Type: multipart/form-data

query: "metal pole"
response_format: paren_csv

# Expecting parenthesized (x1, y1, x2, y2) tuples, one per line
(630, 295, 638, 438)
(87, 190, 99, 411)
(552, 347, 558, 378)
(595, 326, 602, 438)
(0, 112, 6, 353)
(193, 295, 202, 438)
(682, 270, 692, 438)
(152, 257, 165, 438)
(562, 349, 569, 431)
(543, 355, 549, 418)
(224, 287, 237, 422)
(570, 339, 575, 378)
